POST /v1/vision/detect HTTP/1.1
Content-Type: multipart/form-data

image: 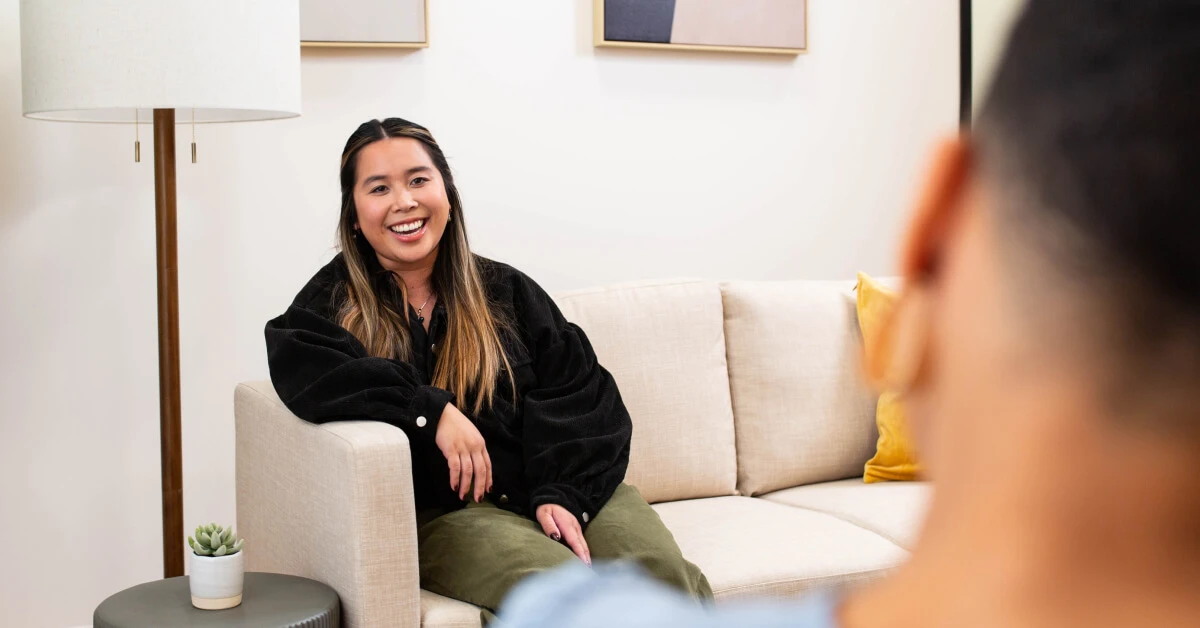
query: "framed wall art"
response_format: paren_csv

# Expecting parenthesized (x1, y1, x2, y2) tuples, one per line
(594, 0, 807, 56)
(301, 0, 428, 49)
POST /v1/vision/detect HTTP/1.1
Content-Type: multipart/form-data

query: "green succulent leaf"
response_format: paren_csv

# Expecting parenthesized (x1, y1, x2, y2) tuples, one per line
(232, 539, 245, 553)
(190, 523, 240, 552)
(214, 545, 228, 557)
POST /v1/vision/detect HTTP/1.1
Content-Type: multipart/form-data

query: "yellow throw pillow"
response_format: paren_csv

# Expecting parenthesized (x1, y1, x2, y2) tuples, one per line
(856, 272, 922, 483)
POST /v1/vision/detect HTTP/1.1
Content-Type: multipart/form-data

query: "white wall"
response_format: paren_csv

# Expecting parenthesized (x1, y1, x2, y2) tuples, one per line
(0, 1, 957, 625)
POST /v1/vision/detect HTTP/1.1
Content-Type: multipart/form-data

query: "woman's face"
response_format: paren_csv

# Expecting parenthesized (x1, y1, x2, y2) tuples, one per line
(352, 137, 452, 274)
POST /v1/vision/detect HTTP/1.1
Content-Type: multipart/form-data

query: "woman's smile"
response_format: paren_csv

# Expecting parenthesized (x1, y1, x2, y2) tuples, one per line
(387, 217, 429, 243)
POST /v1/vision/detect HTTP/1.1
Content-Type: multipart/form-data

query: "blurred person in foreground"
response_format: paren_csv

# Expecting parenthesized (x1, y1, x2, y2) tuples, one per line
(494, 1, 1200, 626)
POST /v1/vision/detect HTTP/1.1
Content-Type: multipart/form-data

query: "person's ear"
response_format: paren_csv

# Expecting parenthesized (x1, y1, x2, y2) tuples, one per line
(865, 136, 973, 395)
(900, 135, 972, 284)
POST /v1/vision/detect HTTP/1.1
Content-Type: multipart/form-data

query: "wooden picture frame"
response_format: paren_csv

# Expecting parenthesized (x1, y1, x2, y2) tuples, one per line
(593, 0, 807, 56)
(301, 0, 429, 49)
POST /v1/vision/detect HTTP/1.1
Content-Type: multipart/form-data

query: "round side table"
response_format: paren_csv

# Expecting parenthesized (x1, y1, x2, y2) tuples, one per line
(94, 572, 340, 627)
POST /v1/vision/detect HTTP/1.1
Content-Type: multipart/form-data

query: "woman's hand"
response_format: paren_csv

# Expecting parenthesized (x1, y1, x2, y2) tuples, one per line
(434, 404, 492, 502)
(536, 504, 591, 566)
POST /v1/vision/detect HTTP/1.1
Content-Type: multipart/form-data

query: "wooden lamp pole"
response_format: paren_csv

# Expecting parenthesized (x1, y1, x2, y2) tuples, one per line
(153, 109, 185, 578)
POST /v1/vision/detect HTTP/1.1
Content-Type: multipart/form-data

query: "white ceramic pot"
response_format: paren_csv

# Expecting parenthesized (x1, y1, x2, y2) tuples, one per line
(189, 551, 244, 610)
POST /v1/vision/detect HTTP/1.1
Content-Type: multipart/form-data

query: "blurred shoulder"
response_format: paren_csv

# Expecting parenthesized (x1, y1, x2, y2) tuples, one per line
(496, 563, 842, 628)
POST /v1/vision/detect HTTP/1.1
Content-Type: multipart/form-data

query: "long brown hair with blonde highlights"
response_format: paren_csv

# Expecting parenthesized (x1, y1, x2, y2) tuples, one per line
(335, 118, 514, 414)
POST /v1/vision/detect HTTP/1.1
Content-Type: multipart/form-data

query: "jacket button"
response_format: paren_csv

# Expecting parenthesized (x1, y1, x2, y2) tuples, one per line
(499, 494, 509, 504)
(431, 343, 436, 352)
(415, 416, 427, 427)
(582, 512, 590, 523)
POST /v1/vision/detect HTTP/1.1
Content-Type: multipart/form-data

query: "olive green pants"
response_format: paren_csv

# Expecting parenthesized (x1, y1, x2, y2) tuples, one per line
(417, 484, 712, 614)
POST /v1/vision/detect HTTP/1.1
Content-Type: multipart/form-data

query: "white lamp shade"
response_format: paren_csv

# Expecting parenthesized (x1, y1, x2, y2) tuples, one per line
(19, 0, 301, 123)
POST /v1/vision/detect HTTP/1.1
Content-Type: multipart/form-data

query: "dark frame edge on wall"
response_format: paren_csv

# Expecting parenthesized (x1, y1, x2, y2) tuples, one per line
(960, 0, 973, 127)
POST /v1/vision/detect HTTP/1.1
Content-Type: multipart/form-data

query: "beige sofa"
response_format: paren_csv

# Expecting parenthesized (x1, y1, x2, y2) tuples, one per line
(236, 278, 932, 628)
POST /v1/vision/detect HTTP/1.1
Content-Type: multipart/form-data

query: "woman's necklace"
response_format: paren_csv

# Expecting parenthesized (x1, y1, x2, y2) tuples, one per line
(413, 291, 434, 324)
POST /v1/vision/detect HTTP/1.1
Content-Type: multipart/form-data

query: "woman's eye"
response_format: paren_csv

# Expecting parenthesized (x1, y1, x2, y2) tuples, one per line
(371, 185, 387, 194)
(411, 177, 429, 186)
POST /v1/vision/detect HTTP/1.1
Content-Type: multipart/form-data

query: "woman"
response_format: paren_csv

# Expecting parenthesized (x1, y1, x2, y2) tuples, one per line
(265, 118, 711, 614)
(496, 1, 1200, 626)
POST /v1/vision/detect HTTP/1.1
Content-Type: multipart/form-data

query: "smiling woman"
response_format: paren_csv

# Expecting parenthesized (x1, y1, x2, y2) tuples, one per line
(334, 123, 483, 385)
(359, 160, 438, 247)
(263, 118, 711, 616)
(357, 158, 443, 255)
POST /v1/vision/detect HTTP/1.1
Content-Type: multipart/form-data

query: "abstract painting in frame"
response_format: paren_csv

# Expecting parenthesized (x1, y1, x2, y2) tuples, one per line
(301, 0, 428, 49)
(594, 0, 807, 56)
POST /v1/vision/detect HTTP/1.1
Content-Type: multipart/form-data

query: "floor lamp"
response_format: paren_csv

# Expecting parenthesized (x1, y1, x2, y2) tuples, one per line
(18, 0, 301, 578)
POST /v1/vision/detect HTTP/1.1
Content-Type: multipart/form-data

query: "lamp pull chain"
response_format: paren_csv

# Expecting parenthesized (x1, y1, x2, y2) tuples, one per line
(134, 109, 141, 163)
(191, 108, 197, 164)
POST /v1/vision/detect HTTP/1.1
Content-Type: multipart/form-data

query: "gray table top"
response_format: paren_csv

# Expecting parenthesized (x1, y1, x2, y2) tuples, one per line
(94, 572, 340, 627)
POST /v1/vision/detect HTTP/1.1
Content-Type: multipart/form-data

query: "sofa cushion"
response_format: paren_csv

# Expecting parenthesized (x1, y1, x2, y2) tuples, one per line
(721, 281, 880, 496)
(554, 280, 738, 504)
(761, 479, 933, 549)
(652, 496, 908, 600)
(421, 589, 482, 628)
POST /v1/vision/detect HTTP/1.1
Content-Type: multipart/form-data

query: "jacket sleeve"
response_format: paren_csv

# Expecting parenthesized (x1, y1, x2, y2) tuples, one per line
(264, 283, 454, 446)
(517, 276, 632, 529)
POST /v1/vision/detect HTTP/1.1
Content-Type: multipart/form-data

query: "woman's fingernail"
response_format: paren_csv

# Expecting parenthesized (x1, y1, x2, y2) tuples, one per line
(551, 533, 561, 542)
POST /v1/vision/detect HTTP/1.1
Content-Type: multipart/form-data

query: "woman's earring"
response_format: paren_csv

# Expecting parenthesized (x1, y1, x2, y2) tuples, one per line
(865, 285, 932, 396)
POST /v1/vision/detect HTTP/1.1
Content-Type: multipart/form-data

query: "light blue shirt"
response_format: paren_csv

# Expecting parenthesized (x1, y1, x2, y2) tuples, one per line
(495, 563, 840, 628)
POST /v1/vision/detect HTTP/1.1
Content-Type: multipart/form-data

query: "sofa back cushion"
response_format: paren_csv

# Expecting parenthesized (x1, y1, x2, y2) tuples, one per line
(721, 281, 879, 495)
(554, 280, 738, 503)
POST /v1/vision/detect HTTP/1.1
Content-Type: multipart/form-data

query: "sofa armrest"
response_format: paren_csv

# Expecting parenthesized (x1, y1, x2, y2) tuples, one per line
(235, 381, 420, 628)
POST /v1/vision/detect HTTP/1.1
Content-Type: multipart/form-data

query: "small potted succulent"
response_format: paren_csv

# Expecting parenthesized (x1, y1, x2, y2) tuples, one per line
(187, 523, 245, 610)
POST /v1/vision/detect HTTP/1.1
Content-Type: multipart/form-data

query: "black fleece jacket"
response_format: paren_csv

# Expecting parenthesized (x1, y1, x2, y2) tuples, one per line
(264, 252, 631, 529)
